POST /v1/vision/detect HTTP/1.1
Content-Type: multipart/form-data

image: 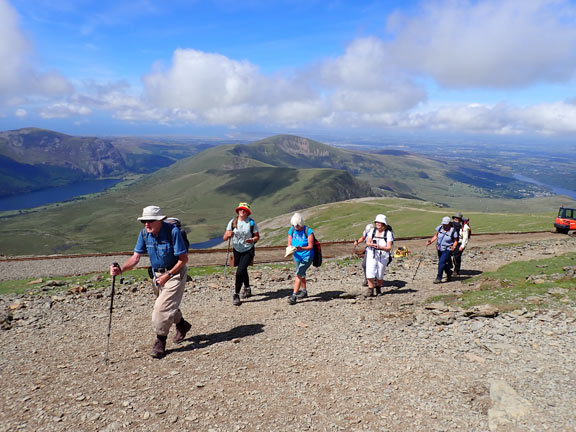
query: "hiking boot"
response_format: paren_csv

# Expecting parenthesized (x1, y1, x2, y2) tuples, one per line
(375, 286, 382, 296)
(241, 286, 252, 299)
(288, 294, 297, 305)
(453, 271, 460, 277)
(295, 289, 308, 299)
(446, 271, 453, 282)
(173, 319, 192, 344)
(151, 337, 166, 359)
(232, 294, 241, 306)
(363, 287, 374, 298)
(433, 278, 442, 284)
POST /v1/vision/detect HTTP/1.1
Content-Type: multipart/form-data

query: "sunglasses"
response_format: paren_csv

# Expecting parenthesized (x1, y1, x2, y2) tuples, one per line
(140, 219, 156, 224)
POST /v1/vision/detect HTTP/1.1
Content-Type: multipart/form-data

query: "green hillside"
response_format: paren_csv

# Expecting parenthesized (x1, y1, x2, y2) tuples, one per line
(256, 196, 571, 246)
(0, 133, 567, 256)
(0, 165, 371, 255)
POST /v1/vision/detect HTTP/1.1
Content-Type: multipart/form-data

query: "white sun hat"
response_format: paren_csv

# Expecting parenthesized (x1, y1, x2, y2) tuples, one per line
(137, 205, 166, 221)
(374, 214, 387, 225)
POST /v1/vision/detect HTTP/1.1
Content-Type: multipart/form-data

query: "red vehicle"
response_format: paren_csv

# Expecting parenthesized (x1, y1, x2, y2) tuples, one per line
(555, 207, 576, 234)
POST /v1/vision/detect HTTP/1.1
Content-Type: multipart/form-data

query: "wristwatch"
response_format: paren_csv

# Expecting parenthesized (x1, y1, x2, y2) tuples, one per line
(167, 271, 174, 277)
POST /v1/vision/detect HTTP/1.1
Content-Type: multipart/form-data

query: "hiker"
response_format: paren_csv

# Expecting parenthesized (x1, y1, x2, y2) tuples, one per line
(364, 214, 394, 297)
(109, 205, 191, 359)
(222, 202, 260, 306)
(287, 212, 314, 305)
(426, 216, 459, 284)
(452, 215, 471, 276)
(354, 223, 374, 287)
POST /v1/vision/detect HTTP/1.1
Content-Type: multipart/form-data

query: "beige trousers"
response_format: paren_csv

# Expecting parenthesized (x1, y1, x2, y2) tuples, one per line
(152, 266, 187, 336)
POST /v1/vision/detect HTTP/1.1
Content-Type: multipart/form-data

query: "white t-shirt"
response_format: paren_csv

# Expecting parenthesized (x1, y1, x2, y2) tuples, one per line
(366, 228, 394, 258)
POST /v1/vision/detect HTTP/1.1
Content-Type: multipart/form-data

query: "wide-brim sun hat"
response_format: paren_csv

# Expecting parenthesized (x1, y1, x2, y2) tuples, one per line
(137, 205, 166, 221)
(235, 202, 251, 215)
(452, 212, 464, 219)
(441, 216, 451, 225)
(374, 214, 387, 225)
(284, 245, 297, 257)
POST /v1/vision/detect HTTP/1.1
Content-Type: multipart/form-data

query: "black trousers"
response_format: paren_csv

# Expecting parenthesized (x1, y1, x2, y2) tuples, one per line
(452, 248, 463, 273)
(233, 248, 255, 294)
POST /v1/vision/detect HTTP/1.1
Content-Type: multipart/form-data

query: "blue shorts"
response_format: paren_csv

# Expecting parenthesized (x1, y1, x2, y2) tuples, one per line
(294, 259, 312, 278)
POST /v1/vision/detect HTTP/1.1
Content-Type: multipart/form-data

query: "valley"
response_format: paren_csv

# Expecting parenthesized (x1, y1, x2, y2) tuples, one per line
(0, 129, 575, 256)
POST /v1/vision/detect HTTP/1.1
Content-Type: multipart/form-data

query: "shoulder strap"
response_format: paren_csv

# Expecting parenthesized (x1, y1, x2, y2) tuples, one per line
(164, 222, 174, 246)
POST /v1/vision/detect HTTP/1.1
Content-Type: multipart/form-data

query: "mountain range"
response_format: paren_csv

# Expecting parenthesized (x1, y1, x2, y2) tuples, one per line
(0, 129, 551, 255)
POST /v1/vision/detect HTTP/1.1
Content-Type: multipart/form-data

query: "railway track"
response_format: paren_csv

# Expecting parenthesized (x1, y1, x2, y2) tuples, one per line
(0, 231, 554, 263)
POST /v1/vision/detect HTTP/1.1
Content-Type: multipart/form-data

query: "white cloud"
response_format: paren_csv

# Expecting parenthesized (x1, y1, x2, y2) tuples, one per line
(387, 0, 576, 88)
(38, 102, 91, 119)
(6, 0, 576, 138)
(14, 108, 27, 117)
(0, 0, 71, 104)
(143, 49, 260, 110)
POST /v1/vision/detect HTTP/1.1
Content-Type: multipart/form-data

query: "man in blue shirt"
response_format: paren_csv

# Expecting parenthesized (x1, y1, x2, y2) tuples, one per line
(109, 205, 190, 359)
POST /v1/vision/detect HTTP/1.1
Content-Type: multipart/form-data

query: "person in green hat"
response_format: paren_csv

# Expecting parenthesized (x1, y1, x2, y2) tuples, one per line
(223, 202, 260, 306)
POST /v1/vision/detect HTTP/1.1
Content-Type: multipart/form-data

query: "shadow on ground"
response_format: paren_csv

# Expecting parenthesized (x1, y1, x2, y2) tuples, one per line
(171, 324, 265, 354)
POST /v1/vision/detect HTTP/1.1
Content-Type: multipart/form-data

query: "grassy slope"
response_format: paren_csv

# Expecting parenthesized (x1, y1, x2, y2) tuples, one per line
(0, 165, 370, 255)
(2, 134, 574, 255)
(256, 196, 574, 246)
(429, 252, 576, 311)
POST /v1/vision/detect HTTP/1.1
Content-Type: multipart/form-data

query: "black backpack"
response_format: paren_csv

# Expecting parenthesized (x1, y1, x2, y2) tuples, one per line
(164, 217, 190, 251)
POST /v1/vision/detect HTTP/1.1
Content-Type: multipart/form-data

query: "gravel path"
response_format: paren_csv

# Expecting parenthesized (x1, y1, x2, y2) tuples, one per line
(1, 234, 575, 431)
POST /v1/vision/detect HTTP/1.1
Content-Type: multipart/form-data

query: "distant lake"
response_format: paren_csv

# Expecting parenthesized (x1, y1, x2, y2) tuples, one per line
(0, 179, 122, 211)
(514, 173, 576, 201)
(189, 236, 224, 249)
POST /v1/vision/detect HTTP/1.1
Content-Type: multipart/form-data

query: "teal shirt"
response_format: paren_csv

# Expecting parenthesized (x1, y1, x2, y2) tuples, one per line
(227, 218, 258, 253)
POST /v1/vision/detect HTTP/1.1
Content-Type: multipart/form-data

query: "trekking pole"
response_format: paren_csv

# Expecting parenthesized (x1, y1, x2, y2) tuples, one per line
(105, 262, 120, 365)
(411, 244, 429, 282)
(219, 238, 232, 300)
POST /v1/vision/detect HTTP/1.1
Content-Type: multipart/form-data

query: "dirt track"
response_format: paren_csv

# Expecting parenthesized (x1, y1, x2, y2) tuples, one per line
(0, 231, 564, 281)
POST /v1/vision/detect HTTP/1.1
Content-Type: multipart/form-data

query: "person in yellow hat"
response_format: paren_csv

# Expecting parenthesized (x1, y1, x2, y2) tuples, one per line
(222, 202, 260, 306)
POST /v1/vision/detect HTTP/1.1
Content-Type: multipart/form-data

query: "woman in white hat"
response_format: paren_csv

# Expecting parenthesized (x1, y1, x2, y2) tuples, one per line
(223, 202, 260, 306)
(426, 216, 459, 284)
(364, 214, 394, 297)
(354, 223, 374, 287)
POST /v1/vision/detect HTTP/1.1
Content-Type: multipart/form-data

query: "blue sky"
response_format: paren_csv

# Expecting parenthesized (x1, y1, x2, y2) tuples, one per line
(2, 0, 576, 139)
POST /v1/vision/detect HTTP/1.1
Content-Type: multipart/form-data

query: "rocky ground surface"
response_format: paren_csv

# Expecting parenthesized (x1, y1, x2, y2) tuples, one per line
(1, 234, 576, 431)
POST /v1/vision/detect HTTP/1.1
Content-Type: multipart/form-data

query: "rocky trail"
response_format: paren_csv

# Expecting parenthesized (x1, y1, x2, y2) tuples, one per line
(1, 233, 576, 431)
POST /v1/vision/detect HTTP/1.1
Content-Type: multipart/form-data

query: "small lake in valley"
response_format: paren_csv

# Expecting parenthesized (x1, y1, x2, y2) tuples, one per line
(0, 179, 122, 211)
(513, 174, 576, 201)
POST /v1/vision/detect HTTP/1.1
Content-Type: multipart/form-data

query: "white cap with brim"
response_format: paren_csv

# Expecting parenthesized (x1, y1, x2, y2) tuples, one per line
(441, 216, 451, 225)
(137, 205, 166, 221)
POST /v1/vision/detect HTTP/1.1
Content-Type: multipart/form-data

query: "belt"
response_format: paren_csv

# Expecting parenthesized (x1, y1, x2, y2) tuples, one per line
(154, 268, 169, 273)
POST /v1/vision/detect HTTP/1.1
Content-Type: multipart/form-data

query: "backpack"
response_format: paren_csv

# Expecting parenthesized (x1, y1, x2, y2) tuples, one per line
(371, 226, 394, 265)
(165, 217, 190, 251)
(142, 218, 190, 252)
(465, 219, 472, 237)
(289, 226, 322, 267)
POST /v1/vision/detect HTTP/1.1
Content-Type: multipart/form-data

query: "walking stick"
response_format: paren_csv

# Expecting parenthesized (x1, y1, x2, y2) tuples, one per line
(219, 238, 232, 299)
(105, 262, 120, 364)
(411, 244, 429, 282)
